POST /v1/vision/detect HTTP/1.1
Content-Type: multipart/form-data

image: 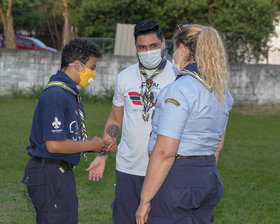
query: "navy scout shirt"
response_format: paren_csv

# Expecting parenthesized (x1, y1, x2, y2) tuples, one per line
(26, 70, 85, 165)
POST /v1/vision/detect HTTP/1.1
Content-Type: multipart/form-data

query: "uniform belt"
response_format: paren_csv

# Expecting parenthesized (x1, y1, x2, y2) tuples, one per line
(175, 155, 209, 159)
(32, 157, 73, 171)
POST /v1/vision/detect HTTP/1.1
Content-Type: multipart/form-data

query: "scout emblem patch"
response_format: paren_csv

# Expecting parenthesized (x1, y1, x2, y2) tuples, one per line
(164, 98, 180, 106)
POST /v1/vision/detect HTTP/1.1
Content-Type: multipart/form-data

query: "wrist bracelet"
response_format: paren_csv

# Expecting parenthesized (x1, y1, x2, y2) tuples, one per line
(98, 152, 109, 156)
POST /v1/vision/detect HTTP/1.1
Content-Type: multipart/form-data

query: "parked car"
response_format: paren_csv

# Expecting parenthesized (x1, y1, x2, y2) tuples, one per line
(15, 35, 57, 52)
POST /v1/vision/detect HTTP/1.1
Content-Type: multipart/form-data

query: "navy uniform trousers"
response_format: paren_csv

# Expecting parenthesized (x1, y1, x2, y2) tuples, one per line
(111, 170, 145, 224)
(148, 155, 223, 224)
(22, 158, 78, 224)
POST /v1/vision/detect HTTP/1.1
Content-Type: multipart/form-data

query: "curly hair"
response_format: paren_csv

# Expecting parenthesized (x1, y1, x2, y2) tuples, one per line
(60, 39, 102, 69)
(173, 24, 229, 103)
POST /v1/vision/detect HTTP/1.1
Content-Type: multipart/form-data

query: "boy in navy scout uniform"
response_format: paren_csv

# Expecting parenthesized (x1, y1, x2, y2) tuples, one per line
(22, 39, 116, 224)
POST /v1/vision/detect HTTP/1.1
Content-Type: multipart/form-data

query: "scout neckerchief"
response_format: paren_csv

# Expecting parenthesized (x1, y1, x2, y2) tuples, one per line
(44, 81, 89, 160)
(139, 57, 167, 121)
(175, 68, 214, 92)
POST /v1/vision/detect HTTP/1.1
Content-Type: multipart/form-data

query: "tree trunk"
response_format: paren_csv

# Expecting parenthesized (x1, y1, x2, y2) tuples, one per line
(46, 17, 56, 49)
(0, 0, 16, 49)
(6, 17, 16, 49)
(0, 12, 7, 39)
(62, 0, 71, 48)
(53, 15, 61, 50)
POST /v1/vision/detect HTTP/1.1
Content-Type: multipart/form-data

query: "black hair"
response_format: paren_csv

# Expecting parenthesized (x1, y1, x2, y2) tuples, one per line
(60, 38, 102, 69)
(134, 19, 163, 42)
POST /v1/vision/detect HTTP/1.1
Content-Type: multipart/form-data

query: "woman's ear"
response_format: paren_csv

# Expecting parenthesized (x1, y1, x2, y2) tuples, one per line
(179, 43, 189, 59)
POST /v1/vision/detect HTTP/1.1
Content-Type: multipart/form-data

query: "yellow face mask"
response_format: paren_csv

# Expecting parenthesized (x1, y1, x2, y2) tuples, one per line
(69, 62, 96, 88)
(78, 65, 96, 88)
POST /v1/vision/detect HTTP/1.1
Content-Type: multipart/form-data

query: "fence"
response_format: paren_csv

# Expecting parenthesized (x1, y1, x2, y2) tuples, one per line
(1, 49, 280, 105)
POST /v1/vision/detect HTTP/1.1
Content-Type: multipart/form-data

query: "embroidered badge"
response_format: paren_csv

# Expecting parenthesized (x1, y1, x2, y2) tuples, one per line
(51, 117, 63, 133)
(164, 98, 180, 106)
(52, 117, 61, 129)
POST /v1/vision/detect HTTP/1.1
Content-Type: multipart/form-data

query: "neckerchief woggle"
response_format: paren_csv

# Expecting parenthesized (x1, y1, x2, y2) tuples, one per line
(139, 57, 167, 121)
(44, 81, 89, 160)
(176, 67, 213, 92)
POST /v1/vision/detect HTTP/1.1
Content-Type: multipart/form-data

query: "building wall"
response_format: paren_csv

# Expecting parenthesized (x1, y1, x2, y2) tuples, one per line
(253, 13, 280, 65)
(230, 64, 280, 104)
(114, 23, 136, 56)
(0, 49, 137, 96)
(1, 49, 280, 105)
(267, 13, 280, 64)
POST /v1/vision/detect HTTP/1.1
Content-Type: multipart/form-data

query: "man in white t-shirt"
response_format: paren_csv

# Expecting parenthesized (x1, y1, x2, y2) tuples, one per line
(86, 19, 175, 223)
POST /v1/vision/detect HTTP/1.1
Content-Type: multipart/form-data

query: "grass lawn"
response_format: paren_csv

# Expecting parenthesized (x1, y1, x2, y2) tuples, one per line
(0, 97, 279, 224)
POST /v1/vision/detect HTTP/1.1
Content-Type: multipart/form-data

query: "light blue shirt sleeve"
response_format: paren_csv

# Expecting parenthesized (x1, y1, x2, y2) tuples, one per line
(157, 85, 189, 140)
(149, 75, 234, 156)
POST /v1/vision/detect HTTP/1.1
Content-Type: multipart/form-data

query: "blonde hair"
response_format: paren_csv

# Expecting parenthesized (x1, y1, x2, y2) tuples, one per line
(173, 24, 229, 103)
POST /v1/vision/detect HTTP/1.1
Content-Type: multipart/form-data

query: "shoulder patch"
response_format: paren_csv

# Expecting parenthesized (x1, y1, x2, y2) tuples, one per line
(164, 98, 180, 106)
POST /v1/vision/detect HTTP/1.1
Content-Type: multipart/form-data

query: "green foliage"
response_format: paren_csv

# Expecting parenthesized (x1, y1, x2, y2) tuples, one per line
(7, 85, 44, 99)
(0, 0, 8, 10)
(70, 0, 211, 38)
(158, 0, 210, 37)
(80, 87, 114, 103)
(70, 0, 163, 37)
(6, 84, 114, 103)
(209, 0, 278, 62)
(12, 0, 43, 32)
(69, 0, 279, 63)
(4, 0, 280, 62)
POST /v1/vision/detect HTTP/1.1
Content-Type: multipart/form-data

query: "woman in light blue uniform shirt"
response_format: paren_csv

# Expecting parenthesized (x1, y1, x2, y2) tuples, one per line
(136, 24, 234, 224)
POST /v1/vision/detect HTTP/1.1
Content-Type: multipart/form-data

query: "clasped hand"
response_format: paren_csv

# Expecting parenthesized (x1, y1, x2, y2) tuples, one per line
(90, 136, 117, 153)
(103, 138, 117, 152)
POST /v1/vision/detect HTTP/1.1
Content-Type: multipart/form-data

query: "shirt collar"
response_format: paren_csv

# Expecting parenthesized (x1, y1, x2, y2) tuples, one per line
(49, 70, 80, 93)
(179, 62, 213, 91)
(183, 62, 200, 75)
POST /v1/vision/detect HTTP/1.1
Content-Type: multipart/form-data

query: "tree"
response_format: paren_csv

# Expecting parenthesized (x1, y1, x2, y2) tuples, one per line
(208, 0, 278, 62)
(44, 0, 72, 48)
(157, 0, 210, 38)
(12, 0, 43, 34)
(2, 0, 278, 62)
(27, 0, 72, 50)
(71, 0, 163, 38)
(0, 0, 16, 48)
(62, 0, 71, 47)
(158, 0, 279, 62)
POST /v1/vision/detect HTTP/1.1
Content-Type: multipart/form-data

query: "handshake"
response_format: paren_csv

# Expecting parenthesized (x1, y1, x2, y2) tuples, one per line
(89, 136, 118, 153)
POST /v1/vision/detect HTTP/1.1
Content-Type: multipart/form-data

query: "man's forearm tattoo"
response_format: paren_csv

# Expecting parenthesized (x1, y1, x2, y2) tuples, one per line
(106, 124, 120, 138)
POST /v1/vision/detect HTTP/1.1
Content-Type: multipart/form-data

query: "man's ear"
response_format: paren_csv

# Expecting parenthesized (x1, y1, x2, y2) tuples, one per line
(73, 60, 82, 72)
(162, 38, 166, 49)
